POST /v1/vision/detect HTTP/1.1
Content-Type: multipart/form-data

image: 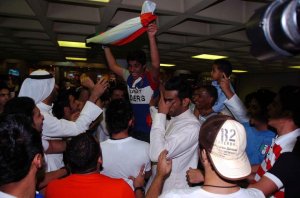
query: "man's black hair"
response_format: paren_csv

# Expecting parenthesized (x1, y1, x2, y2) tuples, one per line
(64, 133, 101, 174)
(164, 76, 192, 100)
(213, 59, 232, 77)
(3, 97, 36, 124)
(0, 114, 43, 186)
(127, 50, 147, 66)
(105, 99, 133, 136)
(278, 85, 300, 127)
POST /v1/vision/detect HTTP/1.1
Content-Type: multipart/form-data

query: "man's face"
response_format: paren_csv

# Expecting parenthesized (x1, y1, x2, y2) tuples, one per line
(193, 88, 214, 110)
(111, 89, 125, 100)
(33, 106, 44, 132)
(128, 60, 145, 79)
(164, 90, 186, 117)
(211, 64, 223, 81)
(0, 88, 10, 108)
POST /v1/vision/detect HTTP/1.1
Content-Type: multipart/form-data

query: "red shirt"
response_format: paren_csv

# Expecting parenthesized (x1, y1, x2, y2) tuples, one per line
(45, 173, 134, 198)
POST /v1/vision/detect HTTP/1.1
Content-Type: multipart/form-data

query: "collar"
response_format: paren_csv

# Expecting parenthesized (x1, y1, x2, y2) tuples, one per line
(275, 128, 300, 145)
(37, 102, 53, 112)
(171, 109, 193, 121)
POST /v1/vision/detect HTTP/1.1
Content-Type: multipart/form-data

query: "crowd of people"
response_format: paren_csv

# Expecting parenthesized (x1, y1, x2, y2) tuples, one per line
(0, 23, 300, 198)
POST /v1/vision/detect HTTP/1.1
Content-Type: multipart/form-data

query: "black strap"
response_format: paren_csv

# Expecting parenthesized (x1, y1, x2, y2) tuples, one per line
(29, 74, 53, 79)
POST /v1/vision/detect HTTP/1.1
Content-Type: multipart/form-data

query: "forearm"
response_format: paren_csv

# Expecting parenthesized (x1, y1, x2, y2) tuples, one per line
(149, 36, 160, 74)
(103, 47, 123, 77)
(146, 175, 165, 198)
(38, 168, 68, 190)
(45, 140, 66, 154)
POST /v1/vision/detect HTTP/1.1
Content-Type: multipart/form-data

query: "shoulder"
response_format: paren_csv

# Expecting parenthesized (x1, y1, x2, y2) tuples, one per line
(160, 187, 200, 198)
(238, 188, 265, 198)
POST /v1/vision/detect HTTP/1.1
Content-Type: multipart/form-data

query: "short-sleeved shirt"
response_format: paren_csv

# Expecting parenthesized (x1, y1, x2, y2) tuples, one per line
(123, 70, 158, 134)
(45, 173, 134, 198)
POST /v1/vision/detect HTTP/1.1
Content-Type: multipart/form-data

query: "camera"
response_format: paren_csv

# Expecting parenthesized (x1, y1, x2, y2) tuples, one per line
(246, 0, 300, 61)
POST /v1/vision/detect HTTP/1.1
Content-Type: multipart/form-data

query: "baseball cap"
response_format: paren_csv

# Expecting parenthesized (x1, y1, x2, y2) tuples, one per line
(199, 115, 251, 180)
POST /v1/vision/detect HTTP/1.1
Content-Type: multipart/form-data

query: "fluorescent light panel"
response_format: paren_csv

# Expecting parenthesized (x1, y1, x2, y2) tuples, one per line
(65, 57, 87, 61)
(160, 63, 175, 67)
(232, 70, 248, 73)
(289, 66, 300, 69)
(88, 0, 110, 2)
(58, 41, 90, 49)
(192, 54, 228, 60)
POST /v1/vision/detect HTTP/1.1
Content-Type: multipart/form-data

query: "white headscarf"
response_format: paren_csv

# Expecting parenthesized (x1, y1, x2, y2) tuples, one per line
(19, 70, 55, 104)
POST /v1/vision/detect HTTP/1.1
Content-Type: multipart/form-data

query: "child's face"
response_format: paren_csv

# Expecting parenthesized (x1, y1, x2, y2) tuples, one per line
(211, 64, 223, 81)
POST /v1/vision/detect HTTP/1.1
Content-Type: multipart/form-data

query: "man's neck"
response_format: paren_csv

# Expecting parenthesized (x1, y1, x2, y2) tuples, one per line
(203, 170, 239, 194)
(0, 173, 36, 198)
(111, 130, 129, 140)
(199, 108, 214, 117)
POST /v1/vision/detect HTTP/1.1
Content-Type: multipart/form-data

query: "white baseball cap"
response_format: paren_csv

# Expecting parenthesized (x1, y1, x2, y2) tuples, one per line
(199, 115, 251, 180)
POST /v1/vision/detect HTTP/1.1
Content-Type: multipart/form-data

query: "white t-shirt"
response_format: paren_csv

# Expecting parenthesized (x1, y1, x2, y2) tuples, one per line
(100, 137, 151, 189)
(159, 187, 264, 198)
(0, 191, 16, 198)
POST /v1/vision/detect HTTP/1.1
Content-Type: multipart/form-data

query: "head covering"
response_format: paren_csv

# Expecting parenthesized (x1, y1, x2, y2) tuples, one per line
(19, 70, 55, 104)
(199, 115, 251, 180)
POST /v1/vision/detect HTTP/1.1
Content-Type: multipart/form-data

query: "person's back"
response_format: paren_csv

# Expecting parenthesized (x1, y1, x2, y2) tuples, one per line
(45, 133, 134, 198)
(101, 137, 150, 189)
(100, 99, 151, 189)
(46, 173, 133, 198)
(159, 187, 263, 198)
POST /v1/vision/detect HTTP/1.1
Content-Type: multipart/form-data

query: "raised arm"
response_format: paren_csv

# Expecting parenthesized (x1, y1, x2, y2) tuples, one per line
(219, 74, 249, 123)
(103, 47, 125, 78)
(147, 23, 160, 82)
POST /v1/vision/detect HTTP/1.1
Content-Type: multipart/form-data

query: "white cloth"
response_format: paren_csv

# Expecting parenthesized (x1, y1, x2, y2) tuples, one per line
(86, 1, 156, 45)
(0, 192, 16, 198)
(100, 137, 151, 189)
(148, 109, 200, 193)
(224, 94, 249, 123)
(159, 187, 264, 198)
(38, 101, 102, 172)
(96, 108, 109, 142)
(18, 70, 55, 104)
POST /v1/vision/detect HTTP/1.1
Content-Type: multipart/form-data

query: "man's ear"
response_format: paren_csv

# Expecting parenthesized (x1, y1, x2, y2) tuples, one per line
(32, 153, 43, 169)
(182, 98, 190, 107)
(128, 118, 134, 128)
(98, 156, 103, 165)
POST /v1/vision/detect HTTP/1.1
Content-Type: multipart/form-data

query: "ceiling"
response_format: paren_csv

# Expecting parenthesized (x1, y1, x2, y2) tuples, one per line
(0, 0, 300, 73)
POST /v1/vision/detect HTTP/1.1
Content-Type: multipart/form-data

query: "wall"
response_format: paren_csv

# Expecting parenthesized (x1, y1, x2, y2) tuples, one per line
(235, 71, 300, 101)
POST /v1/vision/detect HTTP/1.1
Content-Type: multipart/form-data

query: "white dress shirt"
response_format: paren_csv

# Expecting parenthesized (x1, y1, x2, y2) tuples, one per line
(37, 101, 102, 172)
(149, 109, 201, 193)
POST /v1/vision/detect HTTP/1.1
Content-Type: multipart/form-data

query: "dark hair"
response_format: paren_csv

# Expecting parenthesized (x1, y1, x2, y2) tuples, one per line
(251, 89, 276, 123)
(3, 97, 35, 124)
(52, 89, 75, 119)
(105, 99, 133, 135)
(0, 82, 9, 91)
(0, 114, 43, 186)
(127, 50, 147, 66)
(64, 133, 101, 174)
(213, 59, 232, 77)
(164, 76, 192, 100)
(200, 85, 218, 106)
(277, 85, 300, 127)
(109, 83, 128, 99)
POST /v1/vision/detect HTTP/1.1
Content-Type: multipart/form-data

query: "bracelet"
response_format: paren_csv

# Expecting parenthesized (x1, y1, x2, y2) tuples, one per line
(134, 186, 145, 192)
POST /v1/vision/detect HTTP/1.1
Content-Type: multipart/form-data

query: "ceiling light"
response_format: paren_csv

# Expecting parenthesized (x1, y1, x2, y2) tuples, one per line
(288, 66, 300, 69)
(65, 57, 87, 61)
(160, 63, 175, 67)
(232, 70, 248, 73)
(192, 54, 228, 60)
(58, 41, 90, 49)
(88, 0, 110, 2)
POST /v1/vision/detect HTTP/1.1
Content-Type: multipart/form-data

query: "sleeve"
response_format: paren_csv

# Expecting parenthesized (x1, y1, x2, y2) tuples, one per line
(42, 101, 102, 138)
(122, 69, 130, 82)
(212, 81, 235, 113)
(224, 94, 249, 123)
(266, 152, 297, 189)
(149, 113, 200, 161)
